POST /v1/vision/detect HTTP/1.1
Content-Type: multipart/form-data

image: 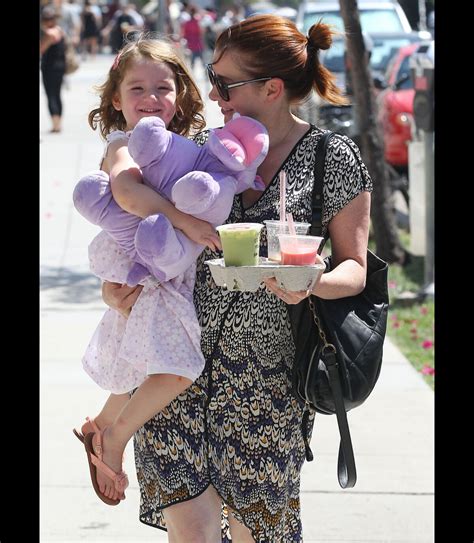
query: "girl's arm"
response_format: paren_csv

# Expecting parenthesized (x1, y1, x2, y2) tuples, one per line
(106, 138, 221, 250)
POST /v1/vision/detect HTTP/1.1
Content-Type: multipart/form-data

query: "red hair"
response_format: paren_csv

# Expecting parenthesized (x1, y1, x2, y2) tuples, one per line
(214, 14, 348, 106)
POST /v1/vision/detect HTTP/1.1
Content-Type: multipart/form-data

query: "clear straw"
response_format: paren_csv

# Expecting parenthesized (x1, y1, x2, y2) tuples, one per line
(279, 170, 286, 224)
(286, 212, 296, 236)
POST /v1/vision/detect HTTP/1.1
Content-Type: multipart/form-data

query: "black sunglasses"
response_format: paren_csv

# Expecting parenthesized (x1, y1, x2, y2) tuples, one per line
(206, 63, 272, 102)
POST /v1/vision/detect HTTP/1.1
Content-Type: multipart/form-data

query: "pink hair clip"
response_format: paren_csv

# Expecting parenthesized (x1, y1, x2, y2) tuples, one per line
(112, 51, 122, 70)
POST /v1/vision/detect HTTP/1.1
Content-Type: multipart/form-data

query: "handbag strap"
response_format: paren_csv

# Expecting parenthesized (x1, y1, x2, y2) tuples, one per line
(310, 129, 357, 489)
(310, 131, 334, 246)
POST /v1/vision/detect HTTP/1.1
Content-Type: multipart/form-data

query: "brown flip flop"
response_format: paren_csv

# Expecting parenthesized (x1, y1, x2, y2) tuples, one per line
(72, 416, 100, 444)
(83, 431, 129, 506)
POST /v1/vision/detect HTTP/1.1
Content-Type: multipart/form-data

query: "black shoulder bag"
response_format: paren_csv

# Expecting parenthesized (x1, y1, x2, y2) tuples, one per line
(289, 131, 389, 488)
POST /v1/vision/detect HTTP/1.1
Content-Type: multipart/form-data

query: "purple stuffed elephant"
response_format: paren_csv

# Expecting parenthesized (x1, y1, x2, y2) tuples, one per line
(73, 114, 268, 286)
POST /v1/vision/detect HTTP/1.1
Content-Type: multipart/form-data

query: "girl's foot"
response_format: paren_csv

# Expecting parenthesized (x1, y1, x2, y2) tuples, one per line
(92, 427, 127, 502)
(73, 416, 102, 443)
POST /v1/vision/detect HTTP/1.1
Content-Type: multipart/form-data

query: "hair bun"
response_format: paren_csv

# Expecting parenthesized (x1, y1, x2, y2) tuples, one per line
(307, 21, 334, 51)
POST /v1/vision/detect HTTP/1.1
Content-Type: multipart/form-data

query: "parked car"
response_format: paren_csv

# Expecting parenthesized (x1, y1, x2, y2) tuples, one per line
(293, 1, 421, 124)
(375, 41, 420, 171)
(296, 0, 413, 36)
(320, 31, 426, 92)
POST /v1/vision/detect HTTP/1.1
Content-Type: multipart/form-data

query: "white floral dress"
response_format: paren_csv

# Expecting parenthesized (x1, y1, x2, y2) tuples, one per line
(81, 131, 205, 394)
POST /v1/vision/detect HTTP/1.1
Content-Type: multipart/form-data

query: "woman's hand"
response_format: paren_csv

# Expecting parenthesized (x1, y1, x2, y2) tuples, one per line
(102, 281, 143, 318)
(263, 278, 313, 305)
(180, 215, 222, 251)
(263, 254, 324, 304)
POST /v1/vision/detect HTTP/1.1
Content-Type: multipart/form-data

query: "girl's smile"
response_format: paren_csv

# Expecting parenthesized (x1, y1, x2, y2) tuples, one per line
(112, 59, 177, 130)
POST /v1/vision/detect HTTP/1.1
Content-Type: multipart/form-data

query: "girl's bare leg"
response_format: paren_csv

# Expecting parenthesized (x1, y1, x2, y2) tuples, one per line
(92, 393, 129, 431)
(94, 374, 192, 501)
(163, 485, 222, 543)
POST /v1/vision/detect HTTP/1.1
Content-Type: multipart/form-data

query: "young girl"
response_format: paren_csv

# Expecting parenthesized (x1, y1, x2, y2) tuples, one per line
(73, 35, 262, 507)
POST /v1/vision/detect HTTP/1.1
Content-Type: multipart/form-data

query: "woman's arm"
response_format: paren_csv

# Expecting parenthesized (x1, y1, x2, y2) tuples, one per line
(40, 26, 63, 55)
(312, 190, 370, 299)
(106, 138, 221, 250)
(264, 191, 371, 302)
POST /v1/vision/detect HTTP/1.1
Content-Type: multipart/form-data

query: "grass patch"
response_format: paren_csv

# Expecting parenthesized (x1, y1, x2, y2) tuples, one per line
(384, 232, 434, 389)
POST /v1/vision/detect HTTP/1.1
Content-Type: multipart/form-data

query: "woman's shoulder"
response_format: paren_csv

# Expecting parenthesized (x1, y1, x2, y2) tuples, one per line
(309, 129, 372, 191)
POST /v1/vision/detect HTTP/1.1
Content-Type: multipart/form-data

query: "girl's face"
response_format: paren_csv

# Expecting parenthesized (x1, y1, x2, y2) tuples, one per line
(112, 58, 177, 131)
(208, 51, 267, 124)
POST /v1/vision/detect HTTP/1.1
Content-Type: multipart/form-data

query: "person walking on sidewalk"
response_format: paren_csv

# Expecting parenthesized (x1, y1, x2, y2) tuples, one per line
(40, 6, 66, 133)
(102, 15, 372, 541)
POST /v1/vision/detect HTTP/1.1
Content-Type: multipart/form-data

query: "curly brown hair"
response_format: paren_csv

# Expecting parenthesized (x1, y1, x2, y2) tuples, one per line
(88, 33, 206, 139)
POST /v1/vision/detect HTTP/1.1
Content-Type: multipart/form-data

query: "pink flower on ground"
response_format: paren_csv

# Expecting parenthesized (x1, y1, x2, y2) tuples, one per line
(391, 314, 398, 321)
(421, 365, 435, 376)
(422, 340, 434, 349)
(410, 326, 417, 334)
(420, 306, 428, 315)
(392, 321, 400, 329)
(388, 280, 397, 289)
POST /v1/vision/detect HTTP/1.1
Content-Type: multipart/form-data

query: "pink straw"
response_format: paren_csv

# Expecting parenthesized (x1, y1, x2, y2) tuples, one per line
(286, 212, 296, 236)
(279, 171, 286, 223)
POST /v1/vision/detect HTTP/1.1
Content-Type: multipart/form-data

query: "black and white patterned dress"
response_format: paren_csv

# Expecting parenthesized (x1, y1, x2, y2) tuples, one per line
(133, 125, 373, 542)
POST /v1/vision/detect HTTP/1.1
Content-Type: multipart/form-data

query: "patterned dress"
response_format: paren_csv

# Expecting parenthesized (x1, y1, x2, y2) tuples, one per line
(133, 125, 373, 542)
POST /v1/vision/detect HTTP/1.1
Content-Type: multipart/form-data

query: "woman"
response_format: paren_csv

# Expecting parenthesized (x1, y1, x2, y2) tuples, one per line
(40, 6, 66, 133)
(102, 14, 372, 542)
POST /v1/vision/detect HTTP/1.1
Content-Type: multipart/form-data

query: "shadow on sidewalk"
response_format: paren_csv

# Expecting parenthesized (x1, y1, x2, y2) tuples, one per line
(41, 265, 101, 305)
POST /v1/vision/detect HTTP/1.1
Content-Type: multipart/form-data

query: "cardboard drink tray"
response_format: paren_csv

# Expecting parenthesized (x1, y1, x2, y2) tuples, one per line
(205, 257, 325, 292)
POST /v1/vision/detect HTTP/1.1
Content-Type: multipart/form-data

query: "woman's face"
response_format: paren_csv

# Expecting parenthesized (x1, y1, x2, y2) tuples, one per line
(208, 51, 267, 124)
(112, 58, 177, 131)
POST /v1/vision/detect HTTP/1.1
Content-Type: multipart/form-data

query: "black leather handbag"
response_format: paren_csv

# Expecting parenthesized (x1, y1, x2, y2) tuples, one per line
(289, 131, 389, 488)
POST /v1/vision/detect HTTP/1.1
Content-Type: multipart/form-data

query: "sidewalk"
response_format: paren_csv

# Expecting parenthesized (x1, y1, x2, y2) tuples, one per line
(40, 54, 434, 542)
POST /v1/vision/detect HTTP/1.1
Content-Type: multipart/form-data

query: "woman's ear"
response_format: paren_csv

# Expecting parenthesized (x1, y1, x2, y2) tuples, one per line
(263, 78, 285, 103)
(111, 93, 122, 111)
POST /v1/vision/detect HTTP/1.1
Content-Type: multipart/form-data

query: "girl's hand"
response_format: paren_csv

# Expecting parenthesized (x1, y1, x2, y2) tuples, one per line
(180, 215, 222, 251)
(102, 281, 143, 318)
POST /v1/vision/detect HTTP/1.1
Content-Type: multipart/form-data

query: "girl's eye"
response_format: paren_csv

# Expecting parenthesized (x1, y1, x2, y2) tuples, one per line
(131, 87, 143, 91)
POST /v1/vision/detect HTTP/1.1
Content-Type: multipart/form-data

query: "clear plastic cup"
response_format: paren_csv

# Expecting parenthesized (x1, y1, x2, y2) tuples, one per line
(216, 223, 263, 266)
(264, 220, 311, 262)
(278, 234, 323, 266)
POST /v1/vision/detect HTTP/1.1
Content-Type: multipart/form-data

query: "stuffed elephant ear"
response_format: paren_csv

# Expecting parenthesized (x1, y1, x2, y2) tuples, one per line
(207, 115, 269, 192)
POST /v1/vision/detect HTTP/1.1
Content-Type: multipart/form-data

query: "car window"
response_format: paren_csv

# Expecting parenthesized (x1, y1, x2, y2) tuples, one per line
(303, 9, 405, 34)
(370, 37, 416, 71)
(394, 55, 413, 90)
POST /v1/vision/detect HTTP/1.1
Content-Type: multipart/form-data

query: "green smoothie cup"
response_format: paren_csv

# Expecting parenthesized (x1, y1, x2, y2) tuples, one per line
(216, 223, 263, 266)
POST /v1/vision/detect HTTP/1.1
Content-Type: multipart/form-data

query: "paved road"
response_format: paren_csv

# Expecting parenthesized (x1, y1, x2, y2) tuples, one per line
(40, 54, 434, 542)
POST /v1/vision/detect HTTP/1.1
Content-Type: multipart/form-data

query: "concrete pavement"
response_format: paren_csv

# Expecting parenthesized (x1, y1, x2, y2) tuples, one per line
(40, 54, 434, 542)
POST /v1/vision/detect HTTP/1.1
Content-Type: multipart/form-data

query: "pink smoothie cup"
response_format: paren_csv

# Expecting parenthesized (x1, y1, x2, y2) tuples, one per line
(278, 234, 323, 265)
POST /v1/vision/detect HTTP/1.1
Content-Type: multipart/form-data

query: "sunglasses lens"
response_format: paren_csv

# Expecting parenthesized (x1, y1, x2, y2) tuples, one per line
(207, 65, 229, 101)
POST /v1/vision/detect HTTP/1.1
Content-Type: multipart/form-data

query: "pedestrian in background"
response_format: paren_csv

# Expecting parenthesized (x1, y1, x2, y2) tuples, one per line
(181, 5, 205, 73)
(40, 5, 66, 133)
(80, 0, 101, 60)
